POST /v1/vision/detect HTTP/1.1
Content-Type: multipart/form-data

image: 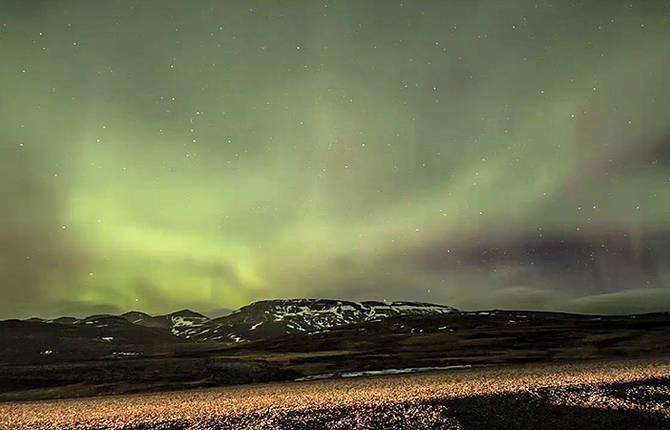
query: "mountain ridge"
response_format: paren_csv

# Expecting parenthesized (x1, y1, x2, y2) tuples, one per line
(6, 298, 458, 347)
(181, 298, 457, 343)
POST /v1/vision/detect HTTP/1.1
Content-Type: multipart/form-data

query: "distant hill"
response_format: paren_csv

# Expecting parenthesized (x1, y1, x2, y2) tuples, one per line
(119, 309, 208, 333)
(0, 299, 457, 363)
(0, 315, 182, 365)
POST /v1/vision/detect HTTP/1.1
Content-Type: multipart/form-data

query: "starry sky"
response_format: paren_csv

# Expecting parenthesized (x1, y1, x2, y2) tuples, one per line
(2, 1, 670, 318)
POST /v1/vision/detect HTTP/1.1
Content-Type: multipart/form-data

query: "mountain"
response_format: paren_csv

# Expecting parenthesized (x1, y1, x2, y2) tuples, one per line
(0, 299, 457, 365)
(174, 299, 457, 343)
(119, 311, 152, 324)
(100, 299, 460, 345)
(0, 316, 184, 365)
(119, 309, 208, 334)
(18, 300, 459, 345)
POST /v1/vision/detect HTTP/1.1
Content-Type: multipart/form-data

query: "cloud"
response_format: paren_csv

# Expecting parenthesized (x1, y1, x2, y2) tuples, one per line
(456, 286, 563, 312)
(565, 288, 670, 315)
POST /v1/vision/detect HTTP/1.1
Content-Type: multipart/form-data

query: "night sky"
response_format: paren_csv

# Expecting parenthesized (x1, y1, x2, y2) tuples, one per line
(2, 1, 670, 318)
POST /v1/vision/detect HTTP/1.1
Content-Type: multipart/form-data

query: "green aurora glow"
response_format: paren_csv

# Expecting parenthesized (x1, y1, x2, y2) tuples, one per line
(2, 1, 670, 318)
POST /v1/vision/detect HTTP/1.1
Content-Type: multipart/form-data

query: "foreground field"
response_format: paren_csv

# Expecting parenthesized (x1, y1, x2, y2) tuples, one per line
(3, 359, 670, 429)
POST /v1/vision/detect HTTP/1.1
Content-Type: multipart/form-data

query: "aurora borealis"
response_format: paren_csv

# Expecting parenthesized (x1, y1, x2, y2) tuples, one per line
(2, 1, 670, 318)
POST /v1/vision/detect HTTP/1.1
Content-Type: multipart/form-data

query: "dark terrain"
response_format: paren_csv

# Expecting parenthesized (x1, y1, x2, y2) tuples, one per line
(3, 360, 670, 429)
(2, 299, 670, 401)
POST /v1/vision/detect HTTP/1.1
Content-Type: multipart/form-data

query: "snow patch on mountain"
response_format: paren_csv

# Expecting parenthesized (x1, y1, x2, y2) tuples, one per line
(169, 299, 457, 344)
